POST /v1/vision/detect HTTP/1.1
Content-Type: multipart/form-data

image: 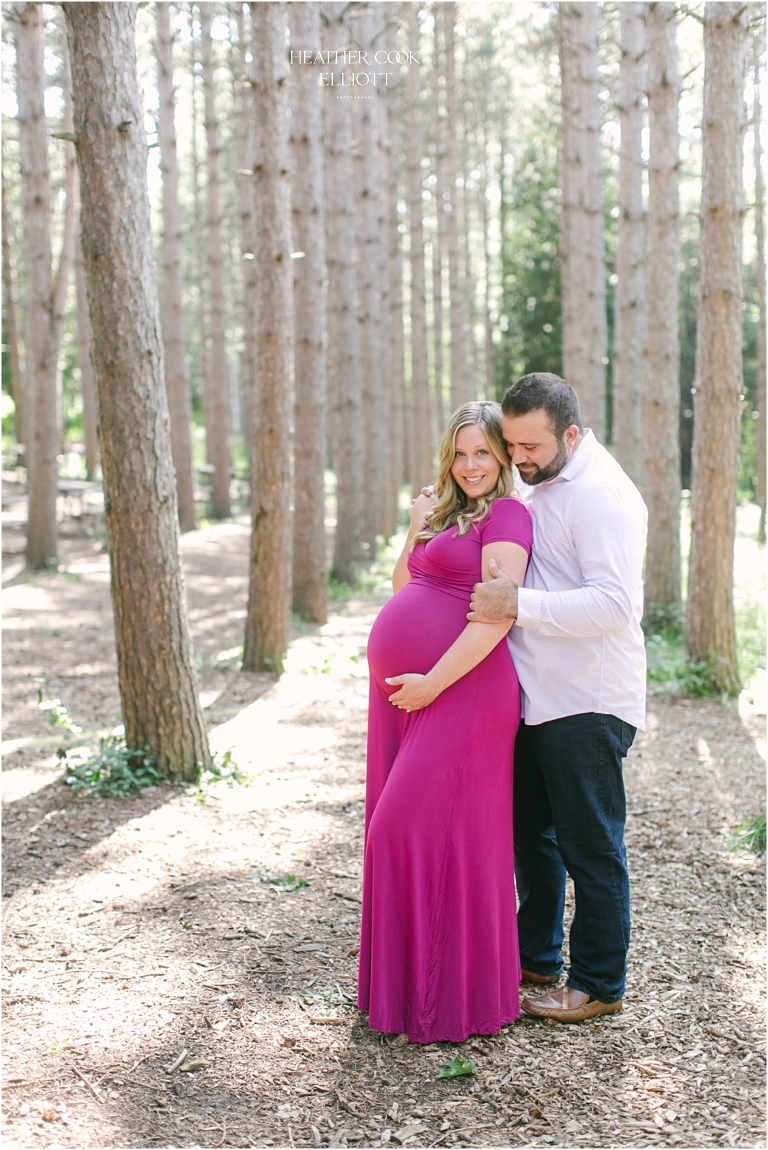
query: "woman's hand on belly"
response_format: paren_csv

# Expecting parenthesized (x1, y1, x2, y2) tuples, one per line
(385, 673, 438, 712)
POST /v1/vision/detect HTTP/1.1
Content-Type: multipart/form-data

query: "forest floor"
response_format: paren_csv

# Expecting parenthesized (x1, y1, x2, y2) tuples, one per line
(1, 513, 766, 1150)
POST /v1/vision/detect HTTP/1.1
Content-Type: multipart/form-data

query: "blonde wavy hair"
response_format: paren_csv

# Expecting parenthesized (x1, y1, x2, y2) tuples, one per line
(412, 401, 515, 548)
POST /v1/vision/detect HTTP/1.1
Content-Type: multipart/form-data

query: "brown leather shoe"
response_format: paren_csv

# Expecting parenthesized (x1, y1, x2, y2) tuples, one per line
(522, 986, 623, 1023)
(521, 968, 560, 984)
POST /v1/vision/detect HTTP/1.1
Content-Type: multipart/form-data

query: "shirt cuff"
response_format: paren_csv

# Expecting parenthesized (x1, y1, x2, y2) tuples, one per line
(516, 587, 543, 630)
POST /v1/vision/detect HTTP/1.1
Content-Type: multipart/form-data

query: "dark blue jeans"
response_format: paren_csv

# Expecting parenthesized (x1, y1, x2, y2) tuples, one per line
(513, 712, 636, 1004)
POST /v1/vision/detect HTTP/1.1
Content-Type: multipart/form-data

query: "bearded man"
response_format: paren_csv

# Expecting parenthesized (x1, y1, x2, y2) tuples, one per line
(469, 372, 647, 1022)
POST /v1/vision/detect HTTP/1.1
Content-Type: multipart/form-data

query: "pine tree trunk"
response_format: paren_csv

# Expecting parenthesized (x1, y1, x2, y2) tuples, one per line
(444, 2, 468, 411)
(242, 0, 294, 672)
(231, 3, 257, 486)
(63, 1, 210, 778)
(156, 2, 196, 532)
(643, 1, 681, 620)
(16, 2, 58, 569)
(74, 202, 98, 479)
(754, 54, 766, 543)
(613, 2, 645, 488)
(406, 6, 433, 491)
(190, 25, 211, 494)
(200, 4, 231, 519)
(459, 78, 478, 397)
(289, 1, 327, 624)
(350, 5, 385, 556)
(385, 11, 407, 520)
(52, 27, 77, 362)
(373, 1, 397, 539)
(558, 1, 607, 440)
(686, 1, 748, 693)
(322, 1, 363, 583)
(1, 169, 26, 451)
(480, 110, 494, 403)
(431, 3, 446, 437)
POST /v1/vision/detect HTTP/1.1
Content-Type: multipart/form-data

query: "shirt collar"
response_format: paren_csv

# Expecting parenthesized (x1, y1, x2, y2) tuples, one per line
(542, 428, 595, 485)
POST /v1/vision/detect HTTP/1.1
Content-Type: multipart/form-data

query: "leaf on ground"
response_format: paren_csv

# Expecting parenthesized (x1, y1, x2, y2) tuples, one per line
(393, 1123, 428, 1144)
(268, 873, 309, 892)
(436, 1056, 477, 1079)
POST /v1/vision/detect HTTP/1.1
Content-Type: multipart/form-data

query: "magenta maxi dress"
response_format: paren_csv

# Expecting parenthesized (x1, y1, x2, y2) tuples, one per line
(358, 497, 533, 1044)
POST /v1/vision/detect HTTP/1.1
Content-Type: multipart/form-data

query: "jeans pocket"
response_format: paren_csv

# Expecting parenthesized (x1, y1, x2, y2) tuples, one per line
(620, 721, 637, 759)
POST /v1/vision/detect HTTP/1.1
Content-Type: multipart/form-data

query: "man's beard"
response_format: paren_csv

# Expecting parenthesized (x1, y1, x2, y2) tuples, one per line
(517, 436, 570, 486)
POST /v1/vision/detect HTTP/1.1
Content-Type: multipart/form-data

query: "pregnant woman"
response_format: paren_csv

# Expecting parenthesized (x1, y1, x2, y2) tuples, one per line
(358, 401, 532, 1044)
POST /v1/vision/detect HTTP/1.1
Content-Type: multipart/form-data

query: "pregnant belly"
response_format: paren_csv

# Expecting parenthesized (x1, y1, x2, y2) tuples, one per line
(367, 581, 470, 688)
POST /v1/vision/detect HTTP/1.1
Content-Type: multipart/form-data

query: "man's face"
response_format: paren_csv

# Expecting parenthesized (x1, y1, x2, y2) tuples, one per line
(502, 409, 580, 486)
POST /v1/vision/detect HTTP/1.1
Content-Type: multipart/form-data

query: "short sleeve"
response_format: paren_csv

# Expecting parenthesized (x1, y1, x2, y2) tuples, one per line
(479, 497, 533, 554)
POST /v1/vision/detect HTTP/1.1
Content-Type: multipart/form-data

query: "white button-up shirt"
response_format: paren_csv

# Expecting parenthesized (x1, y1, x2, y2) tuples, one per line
(508, 429, 648, 730)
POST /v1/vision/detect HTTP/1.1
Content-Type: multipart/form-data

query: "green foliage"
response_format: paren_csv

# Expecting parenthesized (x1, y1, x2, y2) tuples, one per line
(645, 633, 740, 699)
(37, 688, 83, 735)
(59, 736, 162, 799)
(254, 871, 308, 893)
(437, 1056, 477, 1079)
(496, 117, 562, 394)
(740, 258, 761, 499)
(645, 592, 763, 700)
(725, 814, 766, 856)
(199, 747, 250, 788)
(735, 594, 766, 688)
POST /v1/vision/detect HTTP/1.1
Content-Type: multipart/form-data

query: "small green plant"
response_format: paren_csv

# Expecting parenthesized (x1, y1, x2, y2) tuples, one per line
(645, 634, 737, 698)
(37, 689, 83, 735)
(725, 814, 766, 856)
(199, 748, 250, 788)
(254, 870, 308, 892)
(60, 736, 162, 798)
(215, 646, 243, 669)
(735, 595, 766, 687)
(437, 1056, 477, 1079)
(643, 602, 683, 639)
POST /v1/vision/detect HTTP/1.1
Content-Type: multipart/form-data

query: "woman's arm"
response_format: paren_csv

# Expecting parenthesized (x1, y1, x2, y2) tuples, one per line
(392, 492, 436, 593)
(386, 539, 529, 711)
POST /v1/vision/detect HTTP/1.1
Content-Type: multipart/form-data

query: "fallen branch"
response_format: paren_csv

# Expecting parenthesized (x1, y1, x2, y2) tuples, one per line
(70, 1063, 103, 1103)
(165, 1048, 189, 1074)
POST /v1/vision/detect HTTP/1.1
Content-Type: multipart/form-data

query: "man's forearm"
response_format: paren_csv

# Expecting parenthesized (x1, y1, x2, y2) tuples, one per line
(517, 584, 635, 637)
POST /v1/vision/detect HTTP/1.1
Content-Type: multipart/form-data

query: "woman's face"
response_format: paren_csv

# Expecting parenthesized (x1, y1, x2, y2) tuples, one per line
(450, 423, 502, 500)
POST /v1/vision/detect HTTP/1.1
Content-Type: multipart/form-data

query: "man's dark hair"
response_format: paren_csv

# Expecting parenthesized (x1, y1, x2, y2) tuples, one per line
(501, 372, 584, 438)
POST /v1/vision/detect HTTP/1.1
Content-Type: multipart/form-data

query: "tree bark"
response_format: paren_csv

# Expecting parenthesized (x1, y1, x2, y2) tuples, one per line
(74, 197, 99, 479)
(558, 1, 607, 440)
(754, 52, 766, 543)
(16, 2, 59, 568)
(289, 1, 328, 624)
(385, 9, 407, 524)
(190, 20, 211, 494)
(200, 3, 231, 519)
(373, 1, 396, 539)
(243, 0, 294, 672)
(686, 1, 748, 693)
(443, 2, 469, 411)
(52, 26, 78, 362)
(322, 1, 363, 583)
(459, 73, 478, 397)
(479, 90, 494, 404)
(643, 1, 681, 619)
(63, 1, 210, 777)
(156, 2, 196, 532)
(613, 2, 645, 488)
(431, 2, 446, 436)
(1, 167, 26, 451)
(406, 5, 432, 491)
(231, 2, 257, 486)
(350, 5, 385, 555)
